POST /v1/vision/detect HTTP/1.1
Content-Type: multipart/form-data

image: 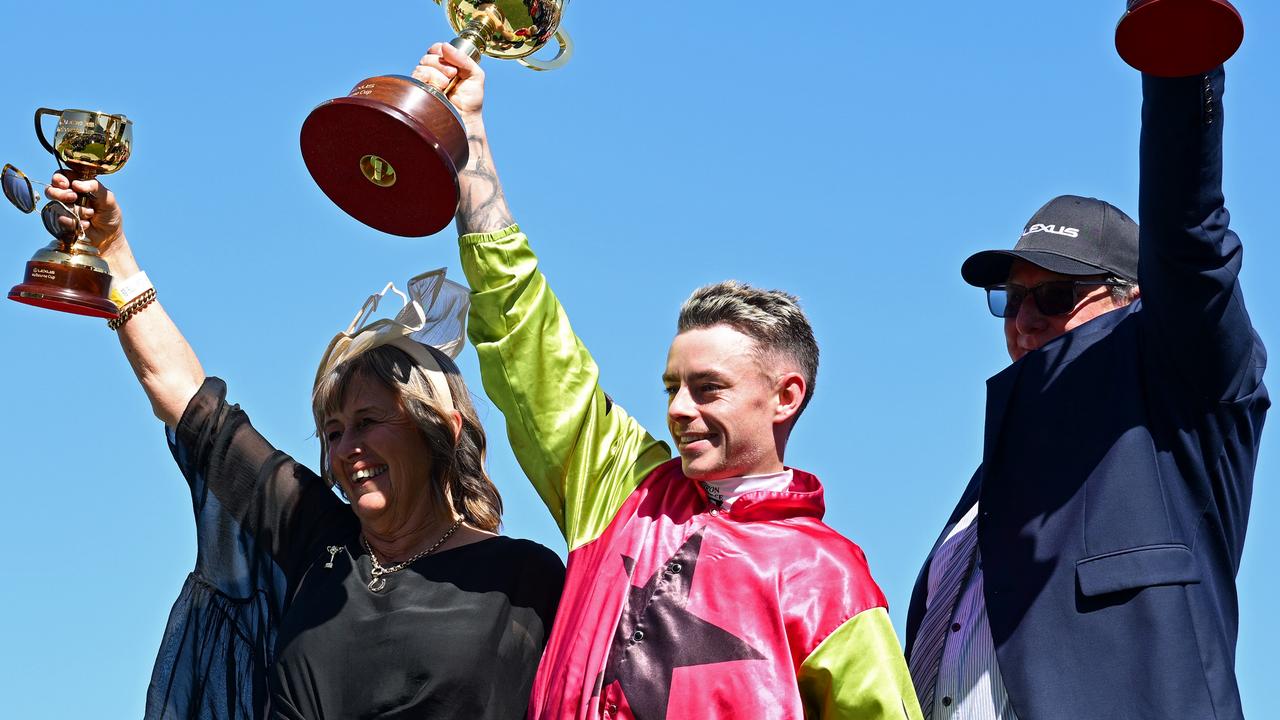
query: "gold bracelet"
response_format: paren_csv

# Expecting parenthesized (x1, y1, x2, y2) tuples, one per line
(107, 287, 157, 331)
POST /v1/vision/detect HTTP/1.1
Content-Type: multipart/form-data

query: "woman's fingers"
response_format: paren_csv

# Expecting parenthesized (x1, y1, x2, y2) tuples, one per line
(70, 178, 100, 196)
(45, 183, 77, 204)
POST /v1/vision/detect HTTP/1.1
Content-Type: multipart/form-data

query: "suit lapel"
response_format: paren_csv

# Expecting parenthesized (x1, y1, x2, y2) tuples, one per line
(983, 359, 1024, 470)
(910, 360, 1022, 655)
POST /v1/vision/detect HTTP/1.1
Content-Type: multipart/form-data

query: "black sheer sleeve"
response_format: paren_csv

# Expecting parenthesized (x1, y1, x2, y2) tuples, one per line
(171, 376, 349, 587)
(145, 377, 352, 720)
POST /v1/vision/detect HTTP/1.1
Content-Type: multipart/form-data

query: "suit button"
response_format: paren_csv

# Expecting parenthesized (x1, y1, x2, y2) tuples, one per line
(951, 622, 961, 633)
(667, 562, 682, 575)
(942, 696, 953, 707)
(632, 630, 645, 642)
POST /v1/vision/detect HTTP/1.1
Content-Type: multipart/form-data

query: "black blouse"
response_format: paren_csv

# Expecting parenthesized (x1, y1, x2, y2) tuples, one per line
(144, 377, 564, 720)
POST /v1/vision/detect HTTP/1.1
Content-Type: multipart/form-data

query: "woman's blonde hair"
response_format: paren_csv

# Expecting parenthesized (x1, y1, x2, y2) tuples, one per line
(312, 343, 502, 532)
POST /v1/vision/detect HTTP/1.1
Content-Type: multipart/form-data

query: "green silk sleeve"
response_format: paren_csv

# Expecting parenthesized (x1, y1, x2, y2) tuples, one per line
(798, 607, 924, 720)
(459, 226, 671, 549)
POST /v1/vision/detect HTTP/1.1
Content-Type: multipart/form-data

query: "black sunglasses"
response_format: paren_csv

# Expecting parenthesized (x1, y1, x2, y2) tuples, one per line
(986, 279, 1125, 318)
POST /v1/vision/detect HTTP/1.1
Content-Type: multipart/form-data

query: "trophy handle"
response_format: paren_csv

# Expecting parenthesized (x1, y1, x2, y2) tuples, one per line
(517, 28, 573, 71)
(34, 108, 61, 156)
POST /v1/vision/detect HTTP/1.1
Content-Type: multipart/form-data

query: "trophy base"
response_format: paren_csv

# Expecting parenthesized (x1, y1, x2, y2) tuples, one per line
(8, 260, 118, 319)
(1116, 0, 1243, 77)
(300, 76, 469, 237)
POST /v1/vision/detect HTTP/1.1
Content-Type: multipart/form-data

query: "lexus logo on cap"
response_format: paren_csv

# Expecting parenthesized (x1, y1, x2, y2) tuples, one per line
(1022, 223, 1081, 239)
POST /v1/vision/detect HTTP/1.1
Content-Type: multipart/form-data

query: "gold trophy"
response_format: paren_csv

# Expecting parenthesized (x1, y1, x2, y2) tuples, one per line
(300, 0, 572, 237)
(7, 108, 132, 318)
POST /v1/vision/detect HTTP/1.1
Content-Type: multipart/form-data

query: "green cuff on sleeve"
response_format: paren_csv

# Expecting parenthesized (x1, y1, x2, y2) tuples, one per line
(798, 607, 924, 720)
(458, 223, 523, 247)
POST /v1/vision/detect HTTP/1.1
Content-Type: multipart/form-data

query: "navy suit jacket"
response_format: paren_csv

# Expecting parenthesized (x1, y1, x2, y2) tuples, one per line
(905, 69, 1269, 720)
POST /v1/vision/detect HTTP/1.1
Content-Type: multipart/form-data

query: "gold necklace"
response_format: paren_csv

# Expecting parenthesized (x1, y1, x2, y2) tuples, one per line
(361, 517, 465, 593)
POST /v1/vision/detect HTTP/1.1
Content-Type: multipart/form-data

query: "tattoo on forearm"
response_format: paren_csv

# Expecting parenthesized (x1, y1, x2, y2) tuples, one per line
(456, 133, 515, 235)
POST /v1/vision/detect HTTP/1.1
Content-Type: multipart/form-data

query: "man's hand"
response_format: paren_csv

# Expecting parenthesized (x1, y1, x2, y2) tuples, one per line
(413, 40, 514, 235)
(46, 173, 139, 276)
(413, 42, 486, 127)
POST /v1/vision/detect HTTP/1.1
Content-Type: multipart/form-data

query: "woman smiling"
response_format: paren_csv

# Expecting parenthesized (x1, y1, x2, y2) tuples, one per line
(44, 171, 565, 720)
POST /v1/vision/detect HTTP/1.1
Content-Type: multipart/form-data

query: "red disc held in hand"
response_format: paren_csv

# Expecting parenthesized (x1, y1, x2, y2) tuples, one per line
(1116, 0, 1243, 77)
(300, 77, 469, 238)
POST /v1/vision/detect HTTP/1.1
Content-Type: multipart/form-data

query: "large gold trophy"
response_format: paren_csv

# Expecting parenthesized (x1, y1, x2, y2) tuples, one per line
(300, 0, 572, 237)
(6, 108, 132, 318)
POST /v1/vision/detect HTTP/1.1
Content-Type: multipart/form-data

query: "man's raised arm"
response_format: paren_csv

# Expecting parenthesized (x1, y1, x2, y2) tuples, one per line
(1138, 67, 1266, 403)
(415, 44, 670, 548)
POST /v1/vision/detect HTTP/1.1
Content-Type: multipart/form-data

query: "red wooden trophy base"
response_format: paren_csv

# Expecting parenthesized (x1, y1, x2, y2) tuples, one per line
(1116, 0, 1243, 77)
(300, 75, 470, 237)
(9, 260, 117, 318)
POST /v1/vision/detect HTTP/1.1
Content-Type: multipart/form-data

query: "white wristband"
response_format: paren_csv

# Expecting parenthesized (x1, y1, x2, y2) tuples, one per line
(109, 271, 153, 309)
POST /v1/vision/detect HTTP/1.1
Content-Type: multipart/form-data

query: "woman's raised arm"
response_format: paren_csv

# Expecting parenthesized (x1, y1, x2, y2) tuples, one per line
(48, 173, 205, 426)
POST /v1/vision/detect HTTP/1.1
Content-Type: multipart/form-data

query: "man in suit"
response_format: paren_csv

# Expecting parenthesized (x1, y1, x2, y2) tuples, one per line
(903, 48, 1269, 720)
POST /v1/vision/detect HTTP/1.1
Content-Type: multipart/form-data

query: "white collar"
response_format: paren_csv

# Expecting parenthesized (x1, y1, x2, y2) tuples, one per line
(699, 469, 794, 509)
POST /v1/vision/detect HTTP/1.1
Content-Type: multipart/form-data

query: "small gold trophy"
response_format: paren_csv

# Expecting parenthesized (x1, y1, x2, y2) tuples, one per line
(300, 0, 572, 237)
(6, 108, 132, 318)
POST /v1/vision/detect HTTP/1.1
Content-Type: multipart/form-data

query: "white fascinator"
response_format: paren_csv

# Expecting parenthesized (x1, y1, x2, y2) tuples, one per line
(315, 268, 470, 413)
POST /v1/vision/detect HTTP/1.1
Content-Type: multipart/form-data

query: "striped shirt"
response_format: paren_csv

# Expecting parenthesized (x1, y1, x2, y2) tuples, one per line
(924, 503, 1019, 720)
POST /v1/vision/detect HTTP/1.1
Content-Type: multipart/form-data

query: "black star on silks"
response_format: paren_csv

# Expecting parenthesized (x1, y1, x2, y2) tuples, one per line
(595, 530, 765, 720)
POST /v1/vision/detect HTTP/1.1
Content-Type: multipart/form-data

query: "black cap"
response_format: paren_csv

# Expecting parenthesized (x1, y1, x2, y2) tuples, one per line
(961, 195, 1138, 287)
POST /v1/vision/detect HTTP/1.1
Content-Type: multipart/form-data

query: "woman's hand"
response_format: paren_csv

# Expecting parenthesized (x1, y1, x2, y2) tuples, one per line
(46, 173, 139, 276)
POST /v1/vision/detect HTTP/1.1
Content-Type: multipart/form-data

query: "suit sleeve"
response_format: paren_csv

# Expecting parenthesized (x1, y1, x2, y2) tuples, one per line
(798, 607, 924, 720)
(459, 225, 671, 549)
(1138, 67, 1266, 403)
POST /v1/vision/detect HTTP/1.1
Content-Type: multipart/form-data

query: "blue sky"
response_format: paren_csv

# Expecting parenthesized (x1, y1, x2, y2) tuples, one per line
(1, 2, 1275, 717)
